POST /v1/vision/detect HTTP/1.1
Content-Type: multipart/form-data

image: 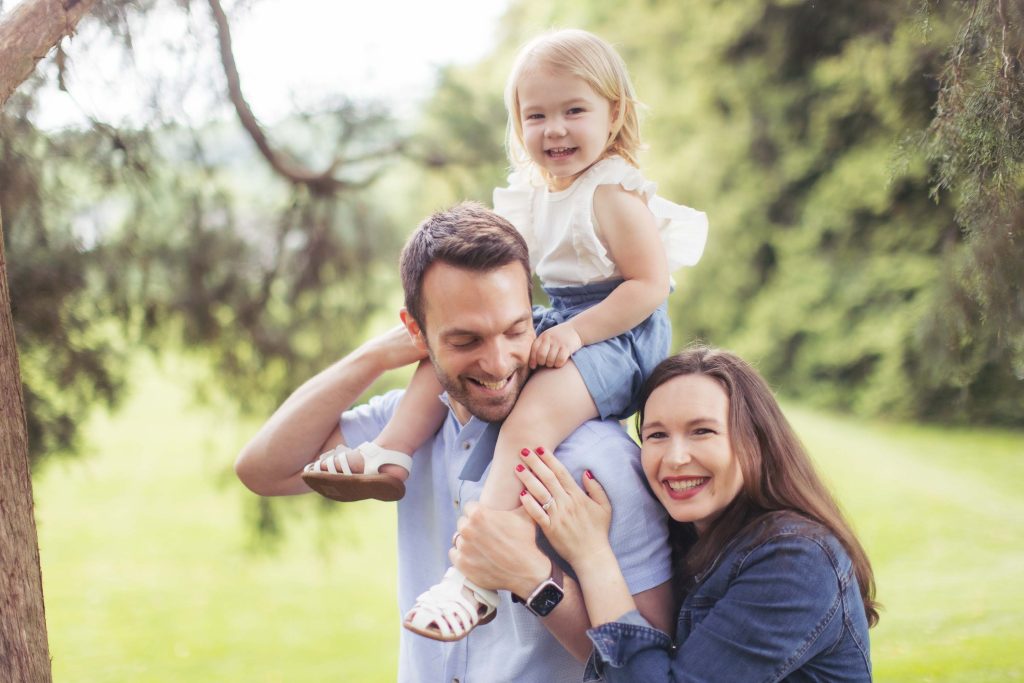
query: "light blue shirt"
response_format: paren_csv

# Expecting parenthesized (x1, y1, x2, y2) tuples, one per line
(341, 390, 672, 683)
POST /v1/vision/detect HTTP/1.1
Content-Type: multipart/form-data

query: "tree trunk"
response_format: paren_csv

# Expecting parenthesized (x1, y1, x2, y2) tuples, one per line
(0, 206, 51, 682)
(0, 1, 101, 679)
(0, 0, 99, 108)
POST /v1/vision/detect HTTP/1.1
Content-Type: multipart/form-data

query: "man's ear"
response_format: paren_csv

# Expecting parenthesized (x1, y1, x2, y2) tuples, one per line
(399, 308, 428, 351)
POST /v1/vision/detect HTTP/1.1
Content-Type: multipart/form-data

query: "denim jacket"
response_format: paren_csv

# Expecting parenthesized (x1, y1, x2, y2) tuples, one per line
(584, 512, 872, 682)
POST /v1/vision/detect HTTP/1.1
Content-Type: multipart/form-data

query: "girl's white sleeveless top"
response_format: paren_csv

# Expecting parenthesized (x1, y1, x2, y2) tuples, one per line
(493, 156, 709, 287)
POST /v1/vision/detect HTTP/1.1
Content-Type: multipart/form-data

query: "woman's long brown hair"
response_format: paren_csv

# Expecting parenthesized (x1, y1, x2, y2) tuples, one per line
(636, 346, 880, 626)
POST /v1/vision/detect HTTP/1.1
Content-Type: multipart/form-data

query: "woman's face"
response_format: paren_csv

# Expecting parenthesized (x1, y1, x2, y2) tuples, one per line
(640, 374, 744, 533)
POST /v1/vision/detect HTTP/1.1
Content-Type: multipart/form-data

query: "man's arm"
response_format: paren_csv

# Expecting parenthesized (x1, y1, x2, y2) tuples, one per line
(452, 504, 674, 662)
(235, 324, 426, 496)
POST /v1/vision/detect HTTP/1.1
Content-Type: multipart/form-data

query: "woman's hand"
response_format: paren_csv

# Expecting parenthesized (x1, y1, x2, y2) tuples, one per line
(530, 323, 584, 369)
(515, 446, 614, 571)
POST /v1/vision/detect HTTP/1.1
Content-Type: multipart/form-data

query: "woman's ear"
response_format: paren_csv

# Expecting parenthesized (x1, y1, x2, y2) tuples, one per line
(399, 308, 428, 351)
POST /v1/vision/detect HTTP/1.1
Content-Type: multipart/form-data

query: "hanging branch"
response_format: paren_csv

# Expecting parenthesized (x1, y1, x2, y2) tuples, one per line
(206, 0, 397, 196)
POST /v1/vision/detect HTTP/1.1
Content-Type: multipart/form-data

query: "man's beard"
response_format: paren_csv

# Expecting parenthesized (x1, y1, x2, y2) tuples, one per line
(426, 347, 529, 423)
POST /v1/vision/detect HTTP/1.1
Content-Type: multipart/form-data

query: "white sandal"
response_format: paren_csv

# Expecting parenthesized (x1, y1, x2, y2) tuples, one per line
(301, 442, 412, 502)
(403, 567, 499, 642)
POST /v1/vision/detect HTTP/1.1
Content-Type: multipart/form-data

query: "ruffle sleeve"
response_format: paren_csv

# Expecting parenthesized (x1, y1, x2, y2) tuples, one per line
(577, 157, 708, 276)
(493, 170, 539, 271)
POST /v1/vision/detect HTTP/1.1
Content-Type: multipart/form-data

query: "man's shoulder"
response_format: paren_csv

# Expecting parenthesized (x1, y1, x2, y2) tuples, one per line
(556, 418, 641, 480)
(341, 389, 407, 434)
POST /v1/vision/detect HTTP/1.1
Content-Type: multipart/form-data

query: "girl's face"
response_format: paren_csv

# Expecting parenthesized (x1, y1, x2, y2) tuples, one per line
(640, 374, 745, 533)
(517, 67, 614, 191)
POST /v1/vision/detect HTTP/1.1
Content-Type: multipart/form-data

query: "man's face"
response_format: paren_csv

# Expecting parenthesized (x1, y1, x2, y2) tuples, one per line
(408, 262, 534, 424)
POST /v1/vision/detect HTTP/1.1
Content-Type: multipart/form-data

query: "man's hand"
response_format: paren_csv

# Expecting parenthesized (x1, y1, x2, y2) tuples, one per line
(530, 322, 584, 369)
(451, 503, 551, 599)
(363, 323, 429, 372)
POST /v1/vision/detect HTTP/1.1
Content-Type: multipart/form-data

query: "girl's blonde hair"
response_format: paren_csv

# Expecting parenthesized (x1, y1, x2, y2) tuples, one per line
(504, 29, 644, 179)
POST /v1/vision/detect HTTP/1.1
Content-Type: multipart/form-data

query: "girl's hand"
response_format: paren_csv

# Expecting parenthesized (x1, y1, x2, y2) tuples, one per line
(530, 323, 584, 369)
(515, 447, 613, 569)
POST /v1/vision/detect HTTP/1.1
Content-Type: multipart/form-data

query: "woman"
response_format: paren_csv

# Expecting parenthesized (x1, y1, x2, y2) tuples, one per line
(508, 346, 877, 681)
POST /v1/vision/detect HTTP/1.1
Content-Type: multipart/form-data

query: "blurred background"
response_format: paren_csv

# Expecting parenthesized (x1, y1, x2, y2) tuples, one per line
(3, 0, 1022, 680)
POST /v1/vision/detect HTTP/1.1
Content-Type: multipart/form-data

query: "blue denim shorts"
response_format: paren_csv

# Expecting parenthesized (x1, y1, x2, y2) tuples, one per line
(533, 280, 671, 421)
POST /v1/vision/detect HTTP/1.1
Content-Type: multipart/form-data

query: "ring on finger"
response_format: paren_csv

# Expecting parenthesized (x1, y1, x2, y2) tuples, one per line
(451, 531, 461, 548)
(541, 498, 554, 511)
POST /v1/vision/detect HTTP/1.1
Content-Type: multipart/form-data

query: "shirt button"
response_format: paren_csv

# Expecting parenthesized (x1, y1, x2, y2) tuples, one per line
(453, 499, 460, 509)
(462, 441, 472, 450)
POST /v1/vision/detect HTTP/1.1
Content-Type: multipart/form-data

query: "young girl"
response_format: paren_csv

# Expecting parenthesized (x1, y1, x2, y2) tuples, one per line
(302, 28, 708, 641)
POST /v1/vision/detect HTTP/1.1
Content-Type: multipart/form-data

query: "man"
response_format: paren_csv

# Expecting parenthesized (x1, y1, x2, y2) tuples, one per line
(235, 202, 673, 683)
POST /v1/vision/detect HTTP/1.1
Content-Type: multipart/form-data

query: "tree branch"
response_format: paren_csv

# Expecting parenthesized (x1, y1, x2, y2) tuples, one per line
(0, 0, 99, 108)
(207, 0, 368, 197)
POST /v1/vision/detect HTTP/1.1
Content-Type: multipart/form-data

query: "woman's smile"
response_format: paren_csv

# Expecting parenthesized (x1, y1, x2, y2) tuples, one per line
(663, 476, 710, 498)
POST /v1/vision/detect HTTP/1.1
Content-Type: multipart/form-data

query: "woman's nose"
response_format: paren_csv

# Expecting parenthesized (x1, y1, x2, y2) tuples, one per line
(664, 439, 693, 466)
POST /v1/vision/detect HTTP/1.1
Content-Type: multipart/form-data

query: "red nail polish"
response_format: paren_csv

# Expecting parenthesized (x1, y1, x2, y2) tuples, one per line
(520, 489, 527, 496)
(520, 448, 530, 456)
(515, 464, 525, 472)
(535, 446, 545, 455)
(585, 470, 594, 480)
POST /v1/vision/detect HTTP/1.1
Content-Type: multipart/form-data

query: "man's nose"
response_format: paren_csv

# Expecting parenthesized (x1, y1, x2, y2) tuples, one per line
(477, 337, 515, 378)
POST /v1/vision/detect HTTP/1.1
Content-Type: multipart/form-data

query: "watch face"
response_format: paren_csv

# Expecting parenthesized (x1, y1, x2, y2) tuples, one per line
(529, 583, 564, 617)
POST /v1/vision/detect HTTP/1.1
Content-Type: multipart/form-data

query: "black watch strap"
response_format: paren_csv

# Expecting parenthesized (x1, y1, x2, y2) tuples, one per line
(513, 561, 565, 617)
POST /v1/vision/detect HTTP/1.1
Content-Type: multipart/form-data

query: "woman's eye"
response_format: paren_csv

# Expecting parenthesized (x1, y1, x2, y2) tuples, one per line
(643, 431, 668, 440)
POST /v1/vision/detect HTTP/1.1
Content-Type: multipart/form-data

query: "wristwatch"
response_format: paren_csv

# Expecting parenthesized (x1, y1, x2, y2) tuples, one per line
(513, 561, 565, 618)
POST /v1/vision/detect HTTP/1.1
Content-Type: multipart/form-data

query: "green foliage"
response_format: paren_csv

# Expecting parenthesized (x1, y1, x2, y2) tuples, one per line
(2, 14, 406, 463)
(418, 0, 1022, 424)
(918, 0, 1024, 422)
(2, 93, 130, 461)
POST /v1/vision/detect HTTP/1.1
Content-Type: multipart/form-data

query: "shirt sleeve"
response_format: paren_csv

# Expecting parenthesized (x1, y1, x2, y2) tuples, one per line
(567, 421, 673, 595)
(586, 534, 850, 683)
(338, 389, 403, 449)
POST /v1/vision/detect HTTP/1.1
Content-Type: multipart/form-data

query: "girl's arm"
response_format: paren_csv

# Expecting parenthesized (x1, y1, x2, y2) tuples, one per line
(531, 185, 669, 368)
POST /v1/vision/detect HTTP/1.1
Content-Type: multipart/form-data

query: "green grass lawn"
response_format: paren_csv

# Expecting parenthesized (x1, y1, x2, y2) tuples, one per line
(34, 357, 1024, 681)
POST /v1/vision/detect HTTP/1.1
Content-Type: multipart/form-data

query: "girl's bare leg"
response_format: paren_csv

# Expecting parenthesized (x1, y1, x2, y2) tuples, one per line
(479, 360, 598, 509)
(403, 361, 598, 640)
(324, 360, 446, 479)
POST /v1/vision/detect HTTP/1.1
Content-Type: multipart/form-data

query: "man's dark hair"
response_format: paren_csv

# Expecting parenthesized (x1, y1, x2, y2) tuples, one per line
(400, 201, 531, 329)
